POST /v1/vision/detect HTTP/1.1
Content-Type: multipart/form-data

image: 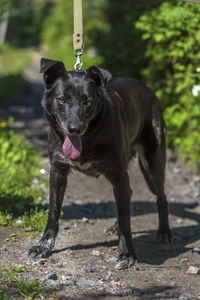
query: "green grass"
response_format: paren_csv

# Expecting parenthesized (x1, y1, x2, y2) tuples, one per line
(18, 208, 48, 232)
(0, 265, 49, 299)
(0, 121, 48, 232)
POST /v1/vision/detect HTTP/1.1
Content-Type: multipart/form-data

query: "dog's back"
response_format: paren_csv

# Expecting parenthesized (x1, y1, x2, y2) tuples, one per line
(106, 77, 166, 150)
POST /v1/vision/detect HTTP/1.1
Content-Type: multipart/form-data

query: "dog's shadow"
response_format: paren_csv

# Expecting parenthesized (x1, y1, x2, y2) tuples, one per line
(58, 200, 200, 265)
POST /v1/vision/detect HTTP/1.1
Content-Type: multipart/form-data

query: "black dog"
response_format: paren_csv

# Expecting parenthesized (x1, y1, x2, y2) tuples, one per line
(28, 58, 171, 266)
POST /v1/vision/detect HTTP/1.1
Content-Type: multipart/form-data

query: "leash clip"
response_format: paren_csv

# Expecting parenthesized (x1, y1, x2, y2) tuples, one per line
(74, 48, 83, 70)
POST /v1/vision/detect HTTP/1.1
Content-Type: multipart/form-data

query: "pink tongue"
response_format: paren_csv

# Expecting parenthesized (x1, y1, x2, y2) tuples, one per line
(62, 135, 82, 159)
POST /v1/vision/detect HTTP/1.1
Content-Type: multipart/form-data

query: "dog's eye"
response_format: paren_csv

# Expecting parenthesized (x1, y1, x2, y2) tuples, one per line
(84, 98, 93, 107)
(57, 98, 65, 104)
(87, 100, 92, 106)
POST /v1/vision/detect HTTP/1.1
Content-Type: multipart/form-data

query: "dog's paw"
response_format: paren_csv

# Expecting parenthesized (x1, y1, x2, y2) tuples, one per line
(115, 255, 135, 270)
(28, 238, 55, 259)
(157, 229, 172, 244)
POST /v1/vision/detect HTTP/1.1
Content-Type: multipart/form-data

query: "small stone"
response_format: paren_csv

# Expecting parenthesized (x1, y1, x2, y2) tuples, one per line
(61, 275, 67, 281)
(115, 260, 128, 270)
(179, 295, 191, 300)
(104, 275, 110, 281)
(20, 274, 27, 281)
(62, 273, 72, 281)
(71, 278, 77, 284)
(104, 271, 119, 282)
(64, 249, 73, 255)
(187, 200, 198, 208)
(126, 284, 135, 291)
(123, 285, 135, 295)
(81, 217, 89, 223)
(29, 258, 36, 266)
(111, 275, 119, 282)
(192, 247, 200, 254)
(42, 273, 58, 281)
(10, 233, 16, 237)
(91, 250, 101, 256)
(50, 258, 57, 264)
(16, 219, 22, 224)
(180, 257, 189, 263)
(186, 266, 200, 275)
(39, 259, 47, 265)
(111, 246, 118, 251)
(1, 247, 8, 251)
(107, 257, 118, 263)
(57, 284, 64, 291)
(46, 279, 57, 286)
(56, 262, 63, 268)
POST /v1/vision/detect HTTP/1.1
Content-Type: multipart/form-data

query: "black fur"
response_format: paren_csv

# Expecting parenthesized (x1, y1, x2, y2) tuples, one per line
(28, 58, 171, 266)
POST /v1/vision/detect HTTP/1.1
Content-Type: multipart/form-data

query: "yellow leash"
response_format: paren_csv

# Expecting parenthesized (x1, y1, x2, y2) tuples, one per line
(73, 0, 84, 70)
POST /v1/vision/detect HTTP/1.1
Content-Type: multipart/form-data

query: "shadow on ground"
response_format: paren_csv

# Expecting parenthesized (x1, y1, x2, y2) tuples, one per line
(53, 200, 200, 265)
(57, 285, 176, 299)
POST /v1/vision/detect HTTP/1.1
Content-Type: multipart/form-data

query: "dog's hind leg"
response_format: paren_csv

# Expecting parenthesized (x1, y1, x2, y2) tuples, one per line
(28, 165, 69, 258)
(106, 171, 135, 266)
(137, 142, 171, 243)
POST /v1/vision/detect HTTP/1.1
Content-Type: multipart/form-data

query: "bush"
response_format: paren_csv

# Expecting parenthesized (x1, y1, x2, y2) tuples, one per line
(0, 44, 32, 102)
(135, 1, 200, 167)
(41, 0, 103, 69)
(0, 121, 47, 227)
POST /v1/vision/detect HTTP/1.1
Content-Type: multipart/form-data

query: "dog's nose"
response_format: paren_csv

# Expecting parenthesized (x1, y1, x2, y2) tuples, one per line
(68, 124, 82, 135)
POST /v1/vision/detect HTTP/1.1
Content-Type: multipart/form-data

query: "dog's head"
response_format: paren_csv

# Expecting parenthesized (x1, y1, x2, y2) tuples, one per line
(40, 58, 112, 159)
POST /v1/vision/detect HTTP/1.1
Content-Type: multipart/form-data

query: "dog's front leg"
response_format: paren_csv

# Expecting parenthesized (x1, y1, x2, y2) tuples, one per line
(108, 171, 136, 266)
(28, 164, 69, 258)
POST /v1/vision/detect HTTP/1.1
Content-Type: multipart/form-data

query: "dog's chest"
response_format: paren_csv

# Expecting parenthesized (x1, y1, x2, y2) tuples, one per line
(70, 159, 101, 177)
(56, 152, 101, 177)
(69, 160, 92, 171)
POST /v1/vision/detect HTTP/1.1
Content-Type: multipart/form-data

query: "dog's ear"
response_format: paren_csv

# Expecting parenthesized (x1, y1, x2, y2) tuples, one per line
(40, 58, 66, 86)
(86, 66, 112, 87)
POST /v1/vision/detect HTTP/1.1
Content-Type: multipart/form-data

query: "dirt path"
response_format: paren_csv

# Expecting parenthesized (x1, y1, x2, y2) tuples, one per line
(1, 64, 200, 299)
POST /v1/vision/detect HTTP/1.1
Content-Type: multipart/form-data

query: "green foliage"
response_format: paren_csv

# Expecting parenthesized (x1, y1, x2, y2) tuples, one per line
(135, 1, 200, 167)
(7, 264, 28, 273)
(41, 0, 103, 69)
(4, 0, 52, 47)
(0, 211, 12, 226)
(0, 74, 30, 102)
(91, 0, 162, 78)
(0, 44, 32, 101)
(0, 290, 9, 300)
(19, 208, 48, 232)
(0, 124, 40, 194)
(0, 44, 33, 76)
(0, 121, 47, 229)
(0, 265, 48, 299)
